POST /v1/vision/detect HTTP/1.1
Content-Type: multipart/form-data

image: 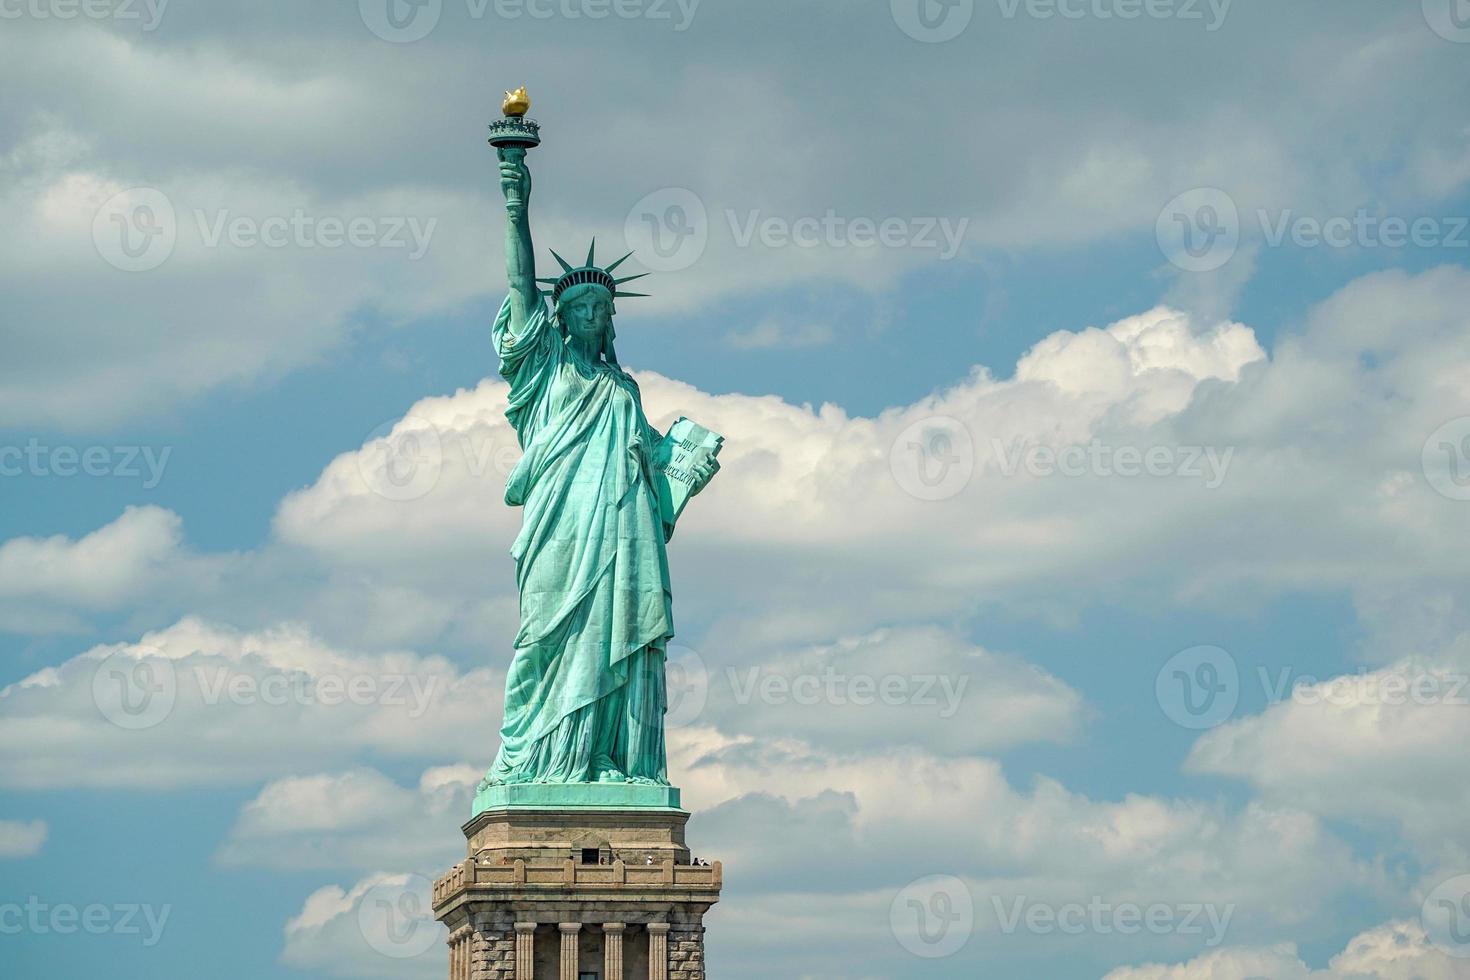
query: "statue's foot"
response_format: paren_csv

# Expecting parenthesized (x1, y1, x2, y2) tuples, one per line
(596, 768, 627, 783)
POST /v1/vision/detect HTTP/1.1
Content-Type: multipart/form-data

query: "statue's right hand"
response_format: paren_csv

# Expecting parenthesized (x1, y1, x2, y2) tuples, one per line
(497, 151, 531, 206)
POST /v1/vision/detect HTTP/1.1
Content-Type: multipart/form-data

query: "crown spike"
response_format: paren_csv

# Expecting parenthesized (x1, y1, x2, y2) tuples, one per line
(604, 250, 635, 273)
(548, 250, 575, 273)
(613, 273, 649, 286)
(615, 291, 650, 298)
(585, 238, 597, 267)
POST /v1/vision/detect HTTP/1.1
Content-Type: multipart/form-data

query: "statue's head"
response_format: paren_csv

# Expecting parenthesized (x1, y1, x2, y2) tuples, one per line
(538, 241, 649, 358)
(556, 282, 615, 350)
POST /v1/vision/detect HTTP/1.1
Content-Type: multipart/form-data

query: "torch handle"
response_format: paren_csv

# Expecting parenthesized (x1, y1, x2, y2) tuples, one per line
(498, 146, 528, 215)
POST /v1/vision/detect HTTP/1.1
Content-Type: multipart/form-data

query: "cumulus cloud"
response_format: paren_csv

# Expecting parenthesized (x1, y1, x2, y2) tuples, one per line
(0, 818, 47, 858)
(217, 766, 476, 872)
(0, 617, 500, 789)
(1186, 634, 1470, 871)
(0, 506, 226, 633)
(264, 269, 1470, 670)
(282, 872, 444, 980)
(690, 625, 1085, 755)
(271, 301, 1273, 654)
(5, 3, 1470, 425)
(673, 734, 1375, 944)
(1103, 919, 1463, 980)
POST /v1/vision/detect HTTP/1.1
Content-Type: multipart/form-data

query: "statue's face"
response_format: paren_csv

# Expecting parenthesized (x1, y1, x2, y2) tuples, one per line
(560, 288, 614, 348)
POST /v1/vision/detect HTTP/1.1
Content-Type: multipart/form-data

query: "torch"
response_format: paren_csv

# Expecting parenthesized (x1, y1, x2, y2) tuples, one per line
(488, 86, 540, 216)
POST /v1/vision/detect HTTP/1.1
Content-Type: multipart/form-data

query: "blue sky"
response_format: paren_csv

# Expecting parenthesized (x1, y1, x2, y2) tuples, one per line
(3, 2, 1470, 978)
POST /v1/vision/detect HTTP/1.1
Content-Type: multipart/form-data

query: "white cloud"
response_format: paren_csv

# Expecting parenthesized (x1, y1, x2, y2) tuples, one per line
(693, 625, 1084, 755)
(724, 317, 835, 350)
(1186, 635, 1470, 871)
(1103, 919, 1464, 980)
(264, 270, 1470, 670)
(672, 734, 1374, 944)
(217, 766, 476, 872)
(0, 818, 47, 858)
(5, 5, 1469, 425)
(282, 872, 444, 980)
(0, 618, 500, 789)
(0, 506, 213, 632)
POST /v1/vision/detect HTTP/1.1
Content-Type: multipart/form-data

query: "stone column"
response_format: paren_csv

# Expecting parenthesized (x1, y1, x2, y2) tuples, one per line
(603, 922, 625, 980)
(514, 921, 536, 980)
(670, 925, 706, 980)
(558, 922, 581, 980)
(648, 922, 670, 980)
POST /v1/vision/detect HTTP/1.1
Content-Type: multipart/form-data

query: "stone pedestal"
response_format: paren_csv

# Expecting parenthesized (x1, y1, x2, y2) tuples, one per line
(433, 803, 721, 980)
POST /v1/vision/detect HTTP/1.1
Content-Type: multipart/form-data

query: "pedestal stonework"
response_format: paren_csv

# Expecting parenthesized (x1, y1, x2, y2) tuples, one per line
(433, 803, 721, 980)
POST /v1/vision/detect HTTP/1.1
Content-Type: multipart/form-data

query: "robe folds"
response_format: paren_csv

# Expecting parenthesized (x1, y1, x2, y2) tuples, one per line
(486, 297, 673, 786)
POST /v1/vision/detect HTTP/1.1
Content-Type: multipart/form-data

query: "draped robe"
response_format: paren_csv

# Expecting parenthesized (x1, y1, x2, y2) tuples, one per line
(486, 296, 674, 785)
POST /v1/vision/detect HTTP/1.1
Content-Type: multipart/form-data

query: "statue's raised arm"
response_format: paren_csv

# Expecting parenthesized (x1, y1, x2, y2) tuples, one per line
(498, 147, 536, 339)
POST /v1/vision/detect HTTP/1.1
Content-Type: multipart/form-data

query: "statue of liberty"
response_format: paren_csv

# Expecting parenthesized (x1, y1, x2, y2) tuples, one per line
(479, 93, 720, 800)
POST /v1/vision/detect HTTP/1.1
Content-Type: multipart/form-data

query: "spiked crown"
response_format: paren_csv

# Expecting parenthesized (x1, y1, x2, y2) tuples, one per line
(537, 239, 650, 308)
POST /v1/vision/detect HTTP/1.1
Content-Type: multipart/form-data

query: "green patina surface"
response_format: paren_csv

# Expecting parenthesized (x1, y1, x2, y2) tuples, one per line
(474, 781, 684, 813)
(474, 117, 720, 817)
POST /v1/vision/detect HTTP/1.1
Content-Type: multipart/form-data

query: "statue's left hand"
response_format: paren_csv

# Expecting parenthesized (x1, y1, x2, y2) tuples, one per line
(690, 456, 720, 496)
